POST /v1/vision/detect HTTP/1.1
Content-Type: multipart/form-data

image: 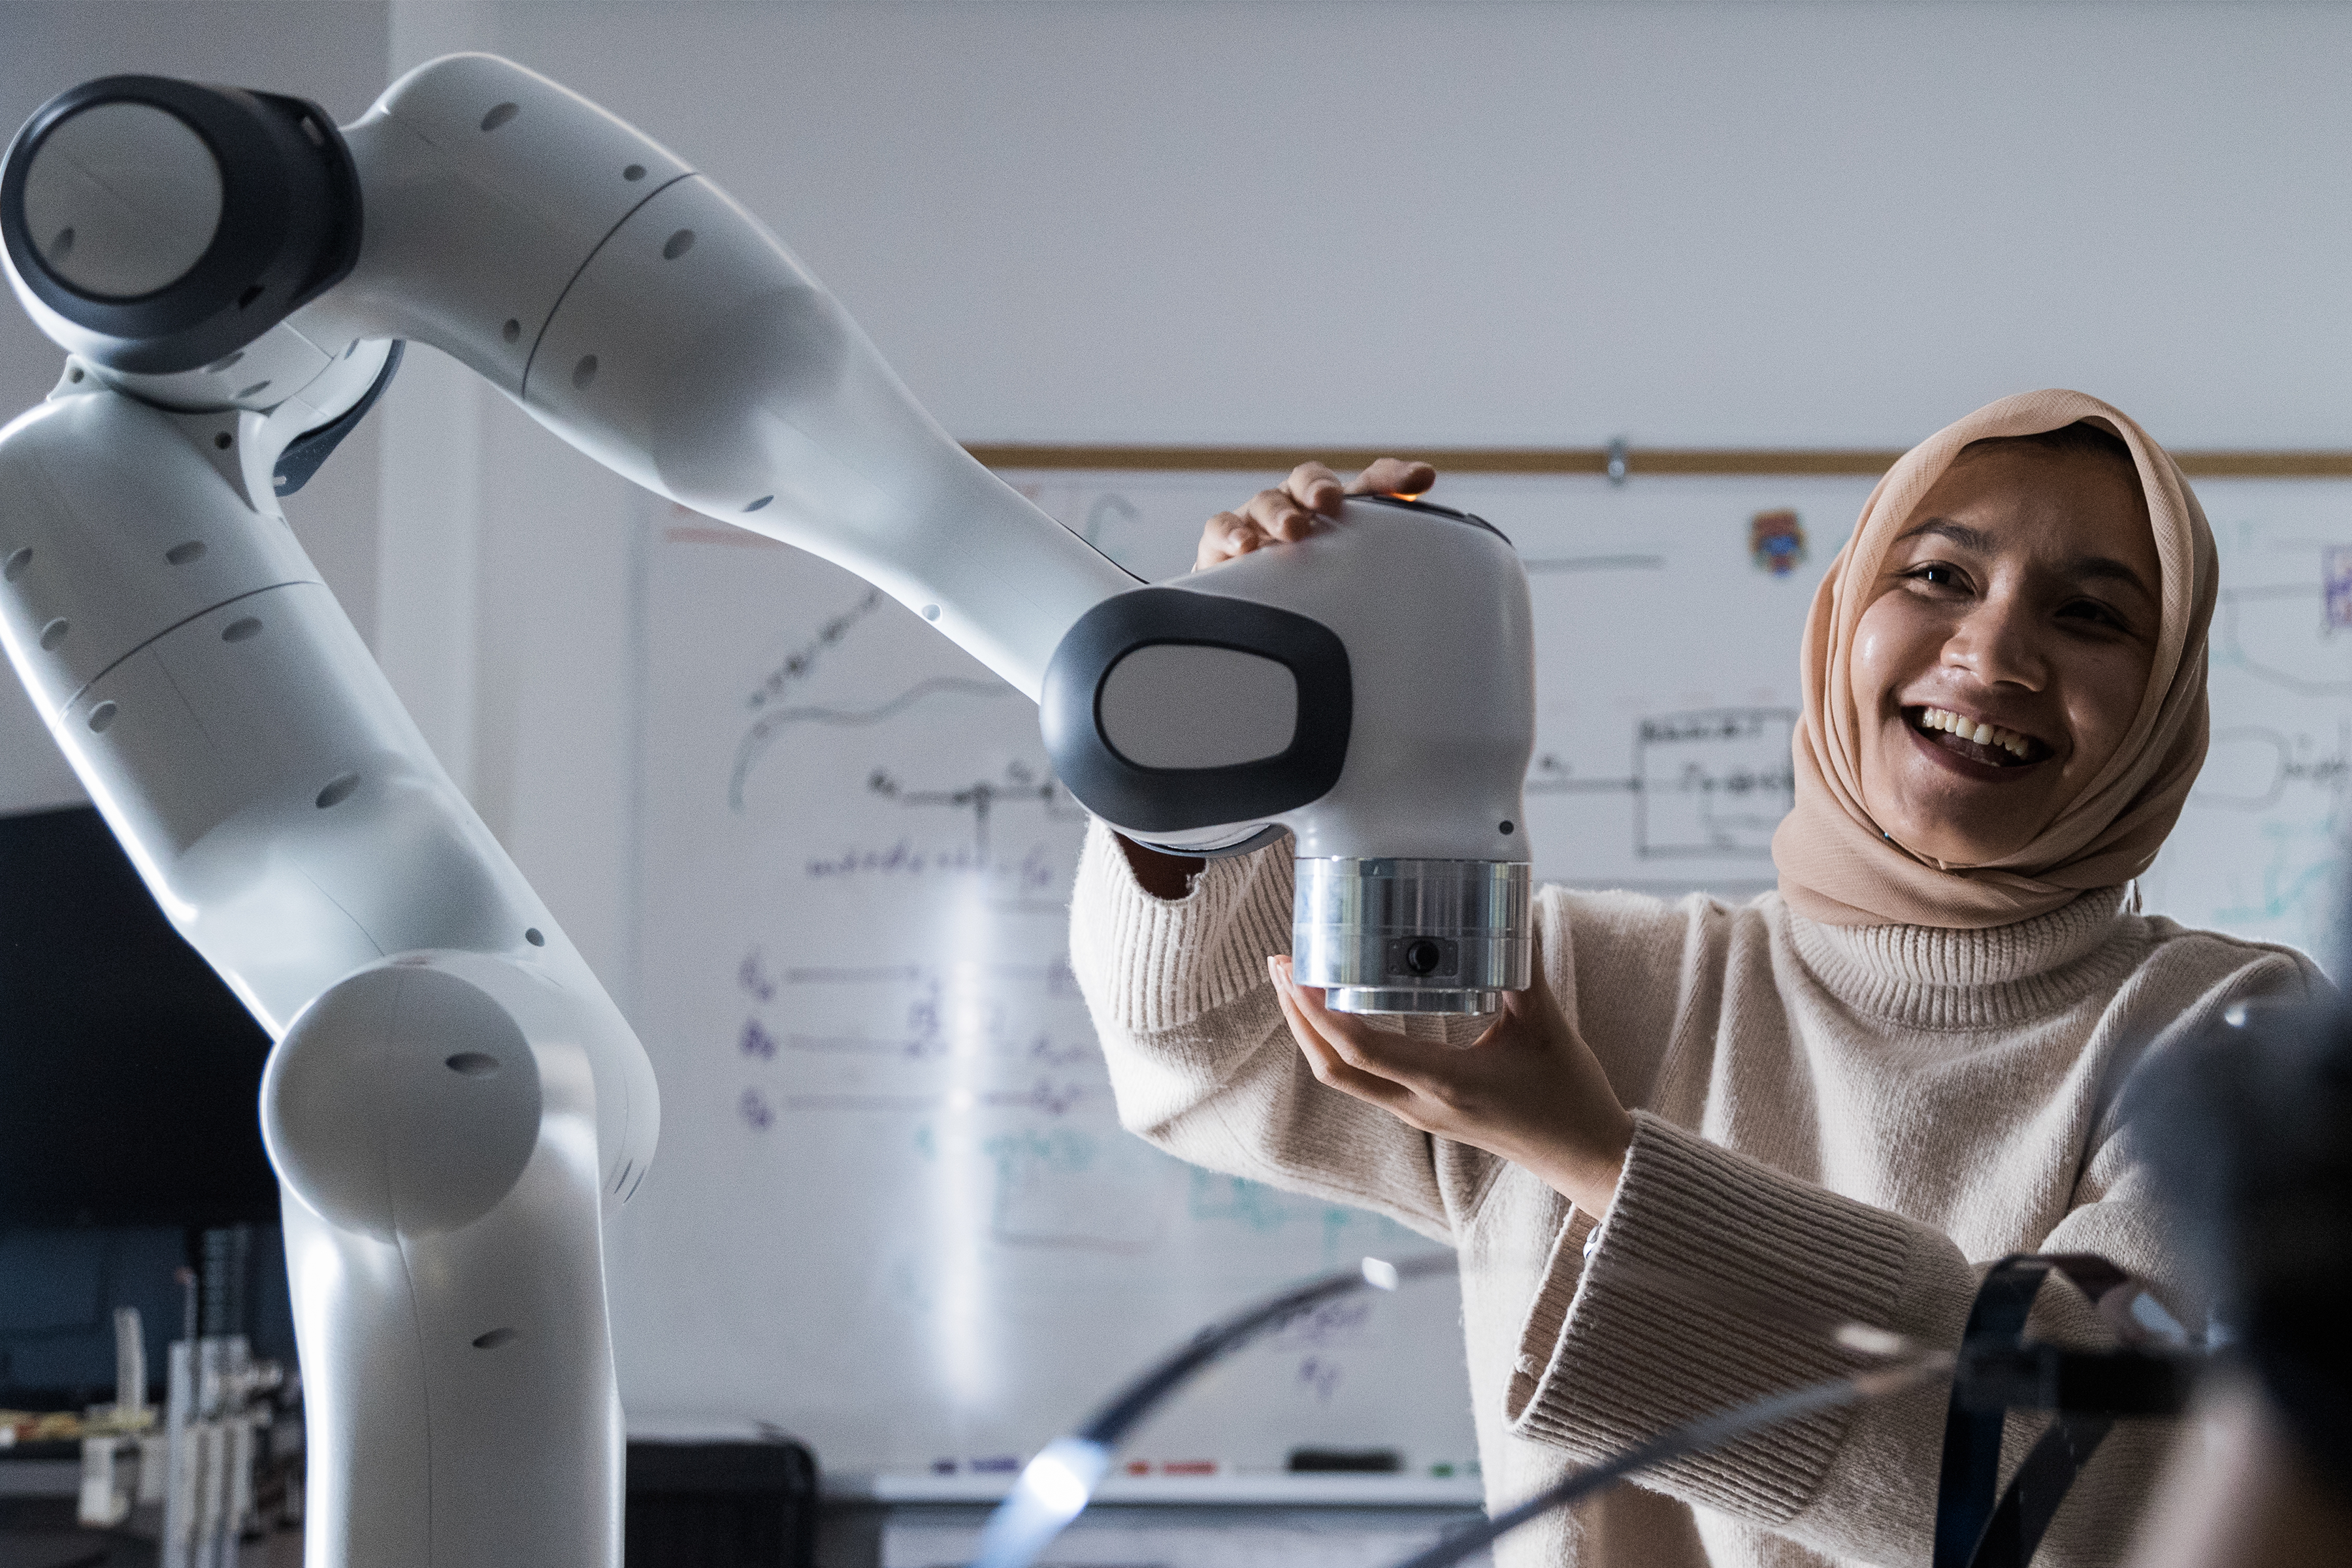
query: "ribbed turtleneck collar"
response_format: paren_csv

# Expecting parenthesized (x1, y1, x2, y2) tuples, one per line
(1784, 886, 2138, 1030)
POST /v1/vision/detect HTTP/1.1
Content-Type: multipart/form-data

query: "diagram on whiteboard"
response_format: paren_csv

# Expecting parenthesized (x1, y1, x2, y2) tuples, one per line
(617, 513, 1470, 1480)
(1526, 708, 1798, 859)
(615, 470, 2346, 1483)
(2142, 502, 2351, 960)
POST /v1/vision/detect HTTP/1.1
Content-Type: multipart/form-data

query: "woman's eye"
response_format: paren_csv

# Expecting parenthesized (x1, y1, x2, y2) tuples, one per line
(2059, 598, 2129, 632)
(1907, 563, 1963, 589)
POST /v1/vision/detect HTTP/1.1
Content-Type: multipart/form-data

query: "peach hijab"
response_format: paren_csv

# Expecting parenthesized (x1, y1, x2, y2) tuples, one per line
(1771, 389, 2218, 929)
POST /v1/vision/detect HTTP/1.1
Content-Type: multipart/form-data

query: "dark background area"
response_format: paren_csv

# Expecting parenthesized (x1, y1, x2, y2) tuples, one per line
(0, 1225, 295, 1407)
(0, 808, 278, 1229)
(0, 807, 296, 1404)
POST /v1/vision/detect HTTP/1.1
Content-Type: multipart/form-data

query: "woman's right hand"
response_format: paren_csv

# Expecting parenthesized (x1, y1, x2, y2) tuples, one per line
(1194, 457, 1438, 571)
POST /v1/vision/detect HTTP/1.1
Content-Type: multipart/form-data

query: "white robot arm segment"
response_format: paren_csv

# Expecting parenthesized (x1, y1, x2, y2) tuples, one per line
(0, 379, 646, 1568)
(3, 66, 657, 1568)
(296, 54, 1143, 700)
(301, 56, 1537, 985)
(0, 50, 1539, 1568)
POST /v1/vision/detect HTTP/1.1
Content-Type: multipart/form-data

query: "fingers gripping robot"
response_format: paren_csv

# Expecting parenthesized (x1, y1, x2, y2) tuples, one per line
(0, 56, 1535, 1567)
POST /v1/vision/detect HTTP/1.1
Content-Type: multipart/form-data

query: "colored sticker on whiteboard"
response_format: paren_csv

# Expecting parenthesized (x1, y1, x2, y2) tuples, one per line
(1750, 510, 1807, 576)
(2327, 546, 2352, 629)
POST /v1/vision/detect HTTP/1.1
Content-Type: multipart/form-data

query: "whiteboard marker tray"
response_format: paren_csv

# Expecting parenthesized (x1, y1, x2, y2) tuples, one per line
(829, 1471, 1488, 1507)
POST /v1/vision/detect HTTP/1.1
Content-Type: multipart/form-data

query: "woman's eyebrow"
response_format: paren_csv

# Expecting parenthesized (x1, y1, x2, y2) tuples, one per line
(2068, 555, 2155, 598)
(1893, 517, 1993, 551)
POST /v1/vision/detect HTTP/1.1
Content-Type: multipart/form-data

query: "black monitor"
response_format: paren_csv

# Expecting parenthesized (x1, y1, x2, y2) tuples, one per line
(0, 805, 280, 1227)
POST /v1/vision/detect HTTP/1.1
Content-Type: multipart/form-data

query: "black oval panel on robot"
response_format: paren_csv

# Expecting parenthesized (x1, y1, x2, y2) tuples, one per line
(1039, 587, 1350, 835)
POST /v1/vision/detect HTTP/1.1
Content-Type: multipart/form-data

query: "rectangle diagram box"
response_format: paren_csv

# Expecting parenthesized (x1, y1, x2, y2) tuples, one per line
(1635, 709, 1797, 858)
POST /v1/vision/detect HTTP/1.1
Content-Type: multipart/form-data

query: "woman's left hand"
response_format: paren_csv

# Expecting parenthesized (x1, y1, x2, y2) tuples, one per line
(1269, 955, 1637, 1217)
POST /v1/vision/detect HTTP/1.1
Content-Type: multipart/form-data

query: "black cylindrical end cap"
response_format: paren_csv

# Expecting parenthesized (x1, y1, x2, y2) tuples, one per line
(0, 74, 361, 374)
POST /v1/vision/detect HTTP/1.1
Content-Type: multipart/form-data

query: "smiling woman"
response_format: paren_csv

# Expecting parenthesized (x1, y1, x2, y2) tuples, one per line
(1068, 390, 2334, 1568)
(1864, 435, 2160, 854)
(1782, 394, 2218, 925)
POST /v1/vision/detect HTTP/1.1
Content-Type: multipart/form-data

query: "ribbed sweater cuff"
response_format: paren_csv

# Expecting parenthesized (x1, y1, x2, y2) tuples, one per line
(1504, 1112, 1914, 1524)
(1069, 819, 1293, 1035)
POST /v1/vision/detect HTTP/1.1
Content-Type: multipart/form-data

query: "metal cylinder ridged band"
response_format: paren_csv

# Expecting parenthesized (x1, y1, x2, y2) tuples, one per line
(1291, 858, 1533, 1015)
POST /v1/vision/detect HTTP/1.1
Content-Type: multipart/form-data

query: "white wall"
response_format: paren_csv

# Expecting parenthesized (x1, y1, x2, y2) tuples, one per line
(488, 0, 2352, 449)
(5, 0, 2349, 976)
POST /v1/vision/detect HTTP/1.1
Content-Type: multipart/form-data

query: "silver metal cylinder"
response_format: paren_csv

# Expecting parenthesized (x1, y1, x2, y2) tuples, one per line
(1291, 858, 1532, 1015)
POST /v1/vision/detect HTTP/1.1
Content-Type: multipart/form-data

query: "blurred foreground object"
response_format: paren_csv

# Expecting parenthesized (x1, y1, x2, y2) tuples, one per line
(2124, 990, 2352, 1567)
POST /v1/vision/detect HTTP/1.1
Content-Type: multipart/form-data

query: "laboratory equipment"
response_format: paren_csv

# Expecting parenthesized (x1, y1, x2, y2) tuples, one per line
(0, 54, 1535, 1567)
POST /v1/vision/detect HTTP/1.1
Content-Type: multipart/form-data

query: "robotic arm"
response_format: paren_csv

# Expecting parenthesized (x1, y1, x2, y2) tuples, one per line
(0, 54, 1533, 1568)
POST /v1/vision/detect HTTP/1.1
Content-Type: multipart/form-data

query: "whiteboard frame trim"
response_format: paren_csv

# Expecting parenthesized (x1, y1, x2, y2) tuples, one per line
(967, 445, 2352, 479)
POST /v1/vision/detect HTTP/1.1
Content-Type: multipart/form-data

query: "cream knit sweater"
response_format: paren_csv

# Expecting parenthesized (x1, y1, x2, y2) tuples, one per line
(1067, 822, 2327, 1568)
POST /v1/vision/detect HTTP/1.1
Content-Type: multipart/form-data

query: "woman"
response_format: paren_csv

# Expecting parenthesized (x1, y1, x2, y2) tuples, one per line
(1066, 390, 2331, 1568)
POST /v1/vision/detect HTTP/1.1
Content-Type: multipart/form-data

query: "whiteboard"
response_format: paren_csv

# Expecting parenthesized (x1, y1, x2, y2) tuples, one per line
(609, 468, 2349, 1480)
(2140, 487, 2351, 958)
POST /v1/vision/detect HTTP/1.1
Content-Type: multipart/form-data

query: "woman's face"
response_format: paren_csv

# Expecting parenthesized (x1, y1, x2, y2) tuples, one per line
(1849, 442, 2163, 866)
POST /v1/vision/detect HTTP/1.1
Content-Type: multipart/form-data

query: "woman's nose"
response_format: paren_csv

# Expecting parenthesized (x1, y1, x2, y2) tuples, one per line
(1942, 597, 2048, 690)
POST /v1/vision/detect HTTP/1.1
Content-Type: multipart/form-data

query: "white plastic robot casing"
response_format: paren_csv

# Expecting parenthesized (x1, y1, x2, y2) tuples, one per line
(301, 56, 1535, 896)
(0, 50, 1540, 1568)
(0, 382, 648, 1567)
(302, 53, 1135, 702)
(1146, 503, 1533, 864)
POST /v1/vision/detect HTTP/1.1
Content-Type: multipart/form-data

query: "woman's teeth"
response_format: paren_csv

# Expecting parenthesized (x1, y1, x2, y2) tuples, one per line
(1915, 706, 2034, 760)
